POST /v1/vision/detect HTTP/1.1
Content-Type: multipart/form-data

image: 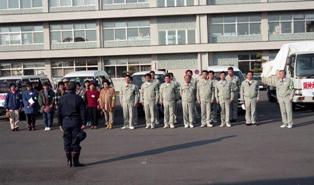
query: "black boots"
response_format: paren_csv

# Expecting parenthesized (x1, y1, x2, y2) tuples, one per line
(72, 152, 85, 167)
(66, 152, 72, 167)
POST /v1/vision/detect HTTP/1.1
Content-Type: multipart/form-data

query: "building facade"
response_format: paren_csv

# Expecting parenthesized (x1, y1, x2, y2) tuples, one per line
(0, 0, 314, 87)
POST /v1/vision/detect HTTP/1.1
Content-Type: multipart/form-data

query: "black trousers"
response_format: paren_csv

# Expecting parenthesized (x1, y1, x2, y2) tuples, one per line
(87, 107, 98, 126)
(26, 113, 36, 127)
(63, 125, 82, 153)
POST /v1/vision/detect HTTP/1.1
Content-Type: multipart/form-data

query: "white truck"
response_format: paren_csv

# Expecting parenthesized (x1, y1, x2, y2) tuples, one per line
(261, 41, 314, 110)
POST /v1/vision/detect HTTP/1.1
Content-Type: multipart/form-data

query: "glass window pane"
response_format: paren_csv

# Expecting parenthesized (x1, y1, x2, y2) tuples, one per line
(269, 15, 279, 22)
(167, 30, 176, 45)
(237, 23, 249, 35)
(104, 66, 115, 77)
(167, 0, 175, 7)
(49, 0, 58, 7)
(139, 27, 150, 39)
(85, 23, 96, 29)
(73, 0, 84, 6)
(21, 26, 33, 32)
(74, 30, 85, 42)
(187, 30, 195, 44)
(269, 22, 280, 34)
(104, 29, 114, 41)
(0, 0, 8, 9)
(157, 0, 165, 7)
(32, 0, 42, 7)
(33, 32, 43, 43)
(0, 34, 10, 45)
(224, 24, 236, 36)
(127, 0, 137, 3)
(177, 0, 185, 6)
(22, 33, 32, 44)
(51, 31, 61, 43)
(62, 31, 73, 42)
(158, 31, 166, 45)
(115, 29, 126, 40)
(250, 23, 260, 34)
(250, 16, 261, 22)
(281, 22, 291, 33)
(10, 34, 21, 44)
(86, 30, 96, 41)
(62, 24, 73, 30)
(10, 27, 20, 32)
(104, 0, 113, 4)
(61, 0, 72, 6)
(224, 17, 236, 23)
(211, 17, 223, 24)
(74, 24, 85, 30)
(177, 30, 186, 44)
(306, 20, 314, 32)
(9, 0, 19, 8)
(114, 0, 124, 3)
(127, 28, 138, 40)
(238, 16, 249, 23)
(210, 24, 223, 36)
(294, 21, 305, 33)
(86, 0, 96, 5)
(281, 15, 292, 21)
(117, 66, 127, 78)
(186, 0, 193, 6)
(21, 0, 31, 8)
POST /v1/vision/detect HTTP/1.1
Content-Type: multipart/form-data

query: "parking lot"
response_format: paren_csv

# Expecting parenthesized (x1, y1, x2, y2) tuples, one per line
(0, 91, 314, 185)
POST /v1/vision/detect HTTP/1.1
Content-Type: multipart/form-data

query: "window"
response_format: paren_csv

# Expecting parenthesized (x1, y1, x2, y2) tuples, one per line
(49, 0, 96, 7)
(0, 0, 42, 9)
(50, 22, 97, 44)
(0, 25, 43, 46)
(103, 0, 147, 5)
(51, 58, 99, 77)
(238, 54, 262, 73)
(103, 20, 150, 42)
(157, 0, 193, 7)
(0, 60, 45, 77)
(210, 15, 261, 37)
(269, 13, 314, 34)
(158, 29, 195, 45)
(103, 57, 151, 78)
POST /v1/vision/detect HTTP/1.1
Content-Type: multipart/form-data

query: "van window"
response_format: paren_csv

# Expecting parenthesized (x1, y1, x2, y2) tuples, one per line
(0, 79, 22, 93)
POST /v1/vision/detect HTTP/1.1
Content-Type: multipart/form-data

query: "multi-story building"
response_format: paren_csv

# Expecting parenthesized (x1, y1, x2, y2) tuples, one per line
(0, 0, 314, 88)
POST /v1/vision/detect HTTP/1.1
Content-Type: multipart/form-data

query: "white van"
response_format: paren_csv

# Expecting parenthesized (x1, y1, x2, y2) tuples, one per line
(0, 75, 52, 117)
(61, 71, 113, 88)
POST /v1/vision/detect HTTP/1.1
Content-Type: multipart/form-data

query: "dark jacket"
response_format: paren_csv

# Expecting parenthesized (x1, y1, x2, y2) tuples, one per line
(58, 91, 86, 127)
(38, 89, 55, 113)
(22, 89, 39, 114)
(4, 91, 22, 110)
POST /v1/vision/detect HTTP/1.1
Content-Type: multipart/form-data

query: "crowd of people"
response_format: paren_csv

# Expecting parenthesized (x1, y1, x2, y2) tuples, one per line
(3, 67, 295, 132)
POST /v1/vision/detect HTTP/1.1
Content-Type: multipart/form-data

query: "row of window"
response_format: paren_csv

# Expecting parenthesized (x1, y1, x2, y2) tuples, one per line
(0, 0, 42, 9)
(1, 13, 314, 46)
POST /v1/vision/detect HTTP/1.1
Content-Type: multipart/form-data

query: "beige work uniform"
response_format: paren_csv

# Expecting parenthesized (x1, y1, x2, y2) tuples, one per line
(215, 80, 234, 125)
(226, 75, 240, 120)
(120, 84, 139, 128)
(140, 82, 159, 127)
(197, 79, 215, 126)
(180, 83, 196, 127)
(160, 82, 178, 126)
(276, 78, 294, 126)
(240, 80, 259, 124)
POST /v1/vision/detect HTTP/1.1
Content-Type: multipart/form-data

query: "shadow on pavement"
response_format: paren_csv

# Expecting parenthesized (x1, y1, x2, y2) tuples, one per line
(205, 176, 314, 185)
(85, 135, 236, 166)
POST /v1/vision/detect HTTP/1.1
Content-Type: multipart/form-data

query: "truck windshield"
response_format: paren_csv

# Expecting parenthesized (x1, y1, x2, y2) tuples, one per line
(296, 54, 314, 77)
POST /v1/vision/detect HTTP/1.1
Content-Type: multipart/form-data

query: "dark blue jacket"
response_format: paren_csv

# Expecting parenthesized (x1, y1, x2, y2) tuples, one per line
(4, 91, 23, 110)
(22, 90, 39, 114)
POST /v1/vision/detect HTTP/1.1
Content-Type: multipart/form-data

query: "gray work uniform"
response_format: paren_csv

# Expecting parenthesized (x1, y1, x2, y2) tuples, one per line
(180, 83, 196, 127)
(197, 79, 215, 126)
(160, 82, 178, 126)
(171, 80, 180, 124)
(215, 80, 234, 125)
(191, 77, 199, 118)
(152, 79, 161, 125)
(240, 79, 259, 124)
(120, 84, 139, 128)
(140, 82, 159, 127)
(276, 78, 294, 126)
(226, 75, 240, 120)
(210, 79, 219, 123)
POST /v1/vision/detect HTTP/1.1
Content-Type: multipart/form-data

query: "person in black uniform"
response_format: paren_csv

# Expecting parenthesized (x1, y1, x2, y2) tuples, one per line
(58, 82, 87, 167)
